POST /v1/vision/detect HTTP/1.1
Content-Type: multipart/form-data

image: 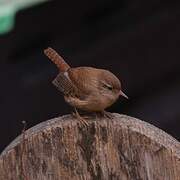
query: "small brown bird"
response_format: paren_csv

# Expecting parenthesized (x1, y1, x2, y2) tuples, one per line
(44, 47, 128, 124)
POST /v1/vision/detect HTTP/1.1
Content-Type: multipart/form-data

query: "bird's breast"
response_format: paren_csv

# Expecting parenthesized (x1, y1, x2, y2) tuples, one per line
(64, 93, 117, 112)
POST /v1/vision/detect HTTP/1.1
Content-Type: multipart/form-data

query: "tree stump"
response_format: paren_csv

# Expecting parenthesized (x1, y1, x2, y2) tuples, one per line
(0, 114, 180, 180)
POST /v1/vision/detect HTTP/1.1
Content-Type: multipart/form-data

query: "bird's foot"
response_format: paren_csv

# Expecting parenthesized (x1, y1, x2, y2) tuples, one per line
(72, 109, 89, 127)
(100, 111, 114, 119)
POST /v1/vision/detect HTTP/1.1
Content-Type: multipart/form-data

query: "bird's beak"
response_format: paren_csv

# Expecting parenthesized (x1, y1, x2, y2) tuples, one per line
(119, 90, 129, 99)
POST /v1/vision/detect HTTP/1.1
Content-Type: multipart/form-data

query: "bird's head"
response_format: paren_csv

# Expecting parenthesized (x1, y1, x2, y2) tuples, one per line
(99, 70, 128, 106)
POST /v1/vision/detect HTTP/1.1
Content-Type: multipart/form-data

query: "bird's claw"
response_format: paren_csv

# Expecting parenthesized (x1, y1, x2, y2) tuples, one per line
(72, 109, 89, 127)
(101, 111, 114, 119)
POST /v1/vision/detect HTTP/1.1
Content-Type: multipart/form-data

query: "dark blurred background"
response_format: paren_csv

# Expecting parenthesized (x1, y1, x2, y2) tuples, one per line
(0, 0, 180, 152)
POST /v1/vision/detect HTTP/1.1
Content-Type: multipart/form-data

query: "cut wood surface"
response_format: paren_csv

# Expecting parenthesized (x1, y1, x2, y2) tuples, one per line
(0, 114, 180, 180)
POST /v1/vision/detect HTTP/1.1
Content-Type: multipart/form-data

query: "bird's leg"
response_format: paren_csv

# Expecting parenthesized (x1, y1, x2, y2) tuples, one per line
(101, 110, 114, 119)
(72, 108, 89, 127)
(95, 112, 99, 120)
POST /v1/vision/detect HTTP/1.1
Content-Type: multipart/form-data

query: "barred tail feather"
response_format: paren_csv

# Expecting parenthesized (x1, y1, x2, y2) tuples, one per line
(44, 47, 70, 72)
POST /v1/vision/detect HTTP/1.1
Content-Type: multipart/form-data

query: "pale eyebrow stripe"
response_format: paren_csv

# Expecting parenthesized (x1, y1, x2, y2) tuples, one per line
(101, 81, 112, 88)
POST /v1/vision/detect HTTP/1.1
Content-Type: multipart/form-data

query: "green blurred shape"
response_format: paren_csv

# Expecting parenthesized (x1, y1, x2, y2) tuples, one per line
(0, 0, 48, 34)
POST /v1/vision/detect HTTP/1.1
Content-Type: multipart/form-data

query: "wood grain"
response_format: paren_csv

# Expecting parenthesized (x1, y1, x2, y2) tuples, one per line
(0, 114, 180, 180)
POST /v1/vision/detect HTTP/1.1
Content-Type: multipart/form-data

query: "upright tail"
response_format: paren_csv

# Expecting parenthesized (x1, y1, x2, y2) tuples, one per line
(44, 47, 70, 72)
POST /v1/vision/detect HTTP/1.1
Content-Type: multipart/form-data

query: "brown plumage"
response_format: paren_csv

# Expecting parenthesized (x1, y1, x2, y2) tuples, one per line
(44, 47, 70, 72)
(44, 47, 128, 113)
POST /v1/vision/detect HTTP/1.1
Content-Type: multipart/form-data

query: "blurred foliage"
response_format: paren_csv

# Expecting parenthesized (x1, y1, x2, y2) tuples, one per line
(0, 0, 48, 34)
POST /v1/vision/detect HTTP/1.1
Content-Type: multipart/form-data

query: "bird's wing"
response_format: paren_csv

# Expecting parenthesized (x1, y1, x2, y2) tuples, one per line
(68, 67, 100, 95)
(53, 67, 99, 98)
(52, 72, 78, 96)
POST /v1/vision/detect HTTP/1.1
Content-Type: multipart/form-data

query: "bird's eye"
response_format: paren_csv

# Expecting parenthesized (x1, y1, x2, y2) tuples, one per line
(103, 84, 113, 91)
